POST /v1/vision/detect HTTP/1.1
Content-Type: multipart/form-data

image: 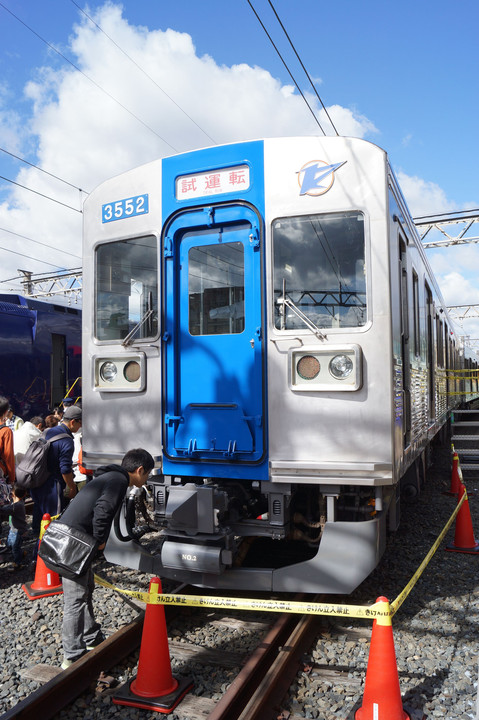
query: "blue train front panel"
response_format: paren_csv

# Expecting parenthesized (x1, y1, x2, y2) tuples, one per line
(161, 141, 268, 480)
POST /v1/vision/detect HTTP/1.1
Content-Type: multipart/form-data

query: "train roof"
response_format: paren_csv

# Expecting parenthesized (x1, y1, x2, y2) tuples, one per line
(0, 294, 80, 315)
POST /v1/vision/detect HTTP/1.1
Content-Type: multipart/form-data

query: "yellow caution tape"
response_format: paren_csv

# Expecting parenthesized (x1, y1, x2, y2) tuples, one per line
(447, 392, 479, 396)
(374, 598, 392, 627)
(93, 574, 390, 619)
(94, 575, 150, 605)
(93, 486, 468, 623)
(390, 490, 466, 616)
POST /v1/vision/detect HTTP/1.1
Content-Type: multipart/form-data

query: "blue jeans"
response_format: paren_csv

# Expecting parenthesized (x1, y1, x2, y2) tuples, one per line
(30, 477, 62, 535)
(7, 527, 24, 564)
(62, 566, 103, 661)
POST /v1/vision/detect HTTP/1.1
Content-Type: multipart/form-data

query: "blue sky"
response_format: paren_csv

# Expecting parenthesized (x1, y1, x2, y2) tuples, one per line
(0, 0, 478, 337)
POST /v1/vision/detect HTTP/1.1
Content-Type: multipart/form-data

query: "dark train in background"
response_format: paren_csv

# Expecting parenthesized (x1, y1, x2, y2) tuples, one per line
(0, 294, 81, 418)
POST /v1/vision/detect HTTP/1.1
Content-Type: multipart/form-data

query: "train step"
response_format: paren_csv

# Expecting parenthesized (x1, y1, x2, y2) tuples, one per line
(452, 435, 479, 441)
(451, 421, 479, 427)
(453, 409, 479, 414)
(454, 449, 479, 456)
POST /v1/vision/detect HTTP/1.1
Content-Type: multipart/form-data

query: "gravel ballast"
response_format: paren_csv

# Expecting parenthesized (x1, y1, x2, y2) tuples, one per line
(1, 441, 478, 719)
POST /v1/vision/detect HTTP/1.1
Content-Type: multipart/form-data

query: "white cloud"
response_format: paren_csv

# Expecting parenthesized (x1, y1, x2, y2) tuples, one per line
(0, 84, 25, 156)
(396, 170, 457, 217)
(427, 254, 479, 347)
(438, 271, 479, 307)
(0, 2, 381, 287)
(324, 104, 378, 138)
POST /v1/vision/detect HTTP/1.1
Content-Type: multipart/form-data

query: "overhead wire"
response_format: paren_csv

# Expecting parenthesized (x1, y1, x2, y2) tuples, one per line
(0, 147, 89, 194)
(245, 0, 327, 135)
(266, 0, 339, 136)
(413, 208, 479, 221)
(0, 174, 82, 213)
(69, 0, 217, 145)
(0, 227, 81, 260)
(0, 242, 72, 270)
(1, 267, 81, 284)
(0, 1, 179, 152)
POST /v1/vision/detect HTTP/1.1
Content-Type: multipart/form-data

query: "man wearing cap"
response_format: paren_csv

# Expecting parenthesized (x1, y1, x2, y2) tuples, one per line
(30, 405, 82, 535)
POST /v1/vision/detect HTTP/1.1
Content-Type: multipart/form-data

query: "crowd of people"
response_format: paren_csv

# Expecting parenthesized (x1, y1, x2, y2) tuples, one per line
(0, 393, 154, 671)
(0, 396, 84, 567)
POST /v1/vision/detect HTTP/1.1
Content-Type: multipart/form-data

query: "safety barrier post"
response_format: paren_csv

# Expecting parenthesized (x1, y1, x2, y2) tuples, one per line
(355, 597, 410, 720)
(446, 482, 479, 554)
(444, 452, 461, 496)
(22, 513, 63, 600)
(113, 576, 193, 713)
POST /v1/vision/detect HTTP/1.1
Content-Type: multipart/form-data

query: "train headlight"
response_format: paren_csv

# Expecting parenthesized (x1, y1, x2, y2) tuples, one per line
(124, 360, 141, 382)
(95, 353, 145, 392)
(291, 345, 361, 391)
(329, 354, 354, 379)
(100, 361, 118, 382)
(297, 355, 320, 380)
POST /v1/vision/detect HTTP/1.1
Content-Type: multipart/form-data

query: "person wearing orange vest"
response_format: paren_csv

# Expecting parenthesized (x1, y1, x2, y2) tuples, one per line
(0, 395, 15, 554)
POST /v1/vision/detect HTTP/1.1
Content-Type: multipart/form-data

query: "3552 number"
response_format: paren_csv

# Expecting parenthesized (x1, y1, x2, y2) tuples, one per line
(102, 194, 149, 223)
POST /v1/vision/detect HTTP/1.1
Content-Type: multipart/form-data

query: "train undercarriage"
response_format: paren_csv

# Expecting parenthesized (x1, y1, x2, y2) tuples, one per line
(105, 475, 397, 594)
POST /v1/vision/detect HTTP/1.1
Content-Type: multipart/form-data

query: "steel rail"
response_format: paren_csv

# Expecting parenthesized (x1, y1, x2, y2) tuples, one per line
(207, 597, 323, 720)
(0, 613, 144, 720)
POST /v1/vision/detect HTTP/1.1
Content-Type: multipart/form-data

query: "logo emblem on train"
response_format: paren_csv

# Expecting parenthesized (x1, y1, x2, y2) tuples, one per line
(297, 159, 346, 196)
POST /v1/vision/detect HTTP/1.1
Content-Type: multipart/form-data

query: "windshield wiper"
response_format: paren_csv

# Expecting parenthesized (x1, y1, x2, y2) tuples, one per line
(122, 308, 155, 347)
(277, 279, 327, 340)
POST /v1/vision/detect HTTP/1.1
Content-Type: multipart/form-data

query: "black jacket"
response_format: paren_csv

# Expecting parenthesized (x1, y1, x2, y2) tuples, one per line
(1, 499, 28, 534)
(59, 464, 129, 543)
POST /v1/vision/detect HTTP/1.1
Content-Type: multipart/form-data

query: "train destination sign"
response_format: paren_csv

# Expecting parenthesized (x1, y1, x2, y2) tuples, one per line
(175, 164, 250, 200)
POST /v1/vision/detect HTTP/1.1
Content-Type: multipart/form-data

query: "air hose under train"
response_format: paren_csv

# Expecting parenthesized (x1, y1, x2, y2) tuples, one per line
(113, 489, 138, 542)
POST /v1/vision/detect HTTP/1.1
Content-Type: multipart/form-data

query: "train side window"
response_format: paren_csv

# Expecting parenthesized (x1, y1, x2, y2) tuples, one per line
(412, 270, 420, 356)
(399, 239, 409, 342)
(436, 316, 444, 367)
(425, 285, 434, 419)
(272, 211, 366, 330)
(95, 235, 158, 341)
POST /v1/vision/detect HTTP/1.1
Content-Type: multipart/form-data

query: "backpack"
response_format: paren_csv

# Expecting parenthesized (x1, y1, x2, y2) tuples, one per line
(16, 431, 71, 489)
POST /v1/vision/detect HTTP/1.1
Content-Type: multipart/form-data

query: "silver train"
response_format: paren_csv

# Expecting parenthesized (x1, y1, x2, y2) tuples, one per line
(82, 137, 479, 594)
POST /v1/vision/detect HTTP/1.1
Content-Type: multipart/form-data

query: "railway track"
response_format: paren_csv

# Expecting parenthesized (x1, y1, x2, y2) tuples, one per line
(0, 586, 325, 720)
(0, 612, 144, 720)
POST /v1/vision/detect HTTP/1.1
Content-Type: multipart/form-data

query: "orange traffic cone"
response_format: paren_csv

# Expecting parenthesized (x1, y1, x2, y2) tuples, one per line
(113, 577, 193, 713)
(22, 514, 63, 600)
(444, 452, 461, 495)
(355, 597, 410, 720)
(446, 482, 479, 554)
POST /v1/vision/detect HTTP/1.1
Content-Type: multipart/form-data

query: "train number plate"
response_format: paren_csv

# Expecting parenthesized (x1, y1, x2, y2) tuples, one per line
(102, 194, 149, 223)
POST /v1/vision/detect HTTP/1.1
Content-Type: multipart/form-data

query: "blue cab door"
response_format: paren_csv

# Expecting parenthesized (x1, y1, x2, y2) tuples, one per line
(163, 205, 265, 468)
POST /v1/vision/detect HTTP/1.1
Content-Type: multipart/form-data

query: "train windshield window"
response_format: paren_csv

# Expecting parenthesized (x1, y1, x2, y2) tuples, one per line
(273, 212, 366, 330)
(188, 241, 245, 335)
(95, 235, 158, 341)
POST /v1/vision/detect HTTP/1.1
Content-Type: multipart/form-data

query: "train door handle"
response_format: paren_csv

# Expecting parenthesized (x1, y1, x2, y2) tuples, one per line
(250, 327, 262, 349)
